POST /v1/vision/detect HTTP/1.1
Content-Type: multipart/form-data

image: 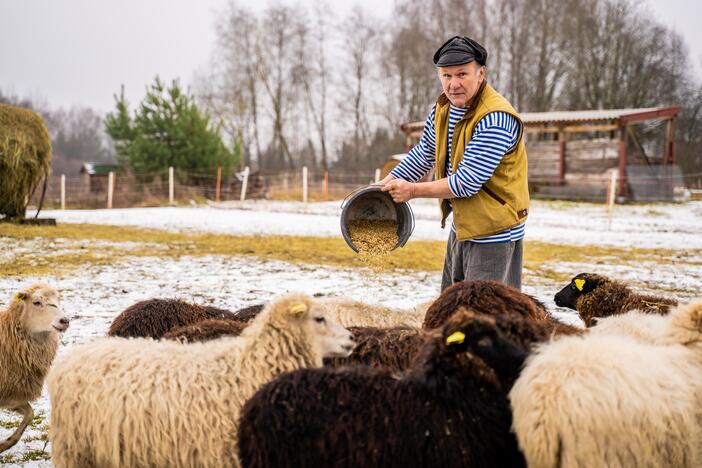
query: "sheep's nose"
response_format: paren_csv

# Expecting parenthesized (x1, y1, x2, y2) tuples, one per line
(59, 317, 70, 326)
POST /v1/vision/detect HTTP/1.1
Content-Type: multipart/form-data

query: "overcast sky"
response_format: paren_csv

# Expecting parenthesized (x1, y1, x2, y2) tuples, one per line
(0, 0, 699, 114)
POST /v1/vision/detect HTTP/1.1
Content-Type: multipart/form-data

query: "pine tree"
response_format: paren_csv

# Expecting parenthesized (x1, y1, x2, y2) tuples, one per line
(105, 77, 239, 180)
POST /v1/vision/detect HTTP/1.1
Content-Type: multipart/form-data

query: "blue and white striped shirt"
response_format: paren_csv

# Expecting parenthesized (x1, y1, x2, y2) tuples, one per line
(390, 104, 525, 243)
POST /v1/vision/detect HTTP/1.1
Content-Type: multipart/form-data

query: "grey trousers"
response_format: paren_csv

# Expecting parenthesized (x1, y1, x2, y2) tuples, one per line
(441, 230, 523, 291)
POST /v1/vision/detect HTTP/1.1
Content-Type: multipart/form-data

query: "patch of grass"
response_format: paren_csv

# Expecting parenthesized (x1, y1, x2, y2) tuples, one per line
(0, 223, 698, 279)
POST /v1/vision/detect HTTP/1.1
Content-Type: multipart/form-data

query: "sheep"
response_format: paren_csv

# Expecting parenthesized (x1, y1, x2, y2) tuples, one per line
(332, 281, 580, 372)
(106, 298, 262, 338)
(509, 299, 702, 468)
(48, 294, 354, 468)
(238, 308, 533, 468)
(324, 326, 424, 371)
(318, 297, 426, 328)
(589, 310, 668, 343)
(0, 284, 69, 453)
(162, 318, 249, 343)
(424, 280, 582, 335)
(554, 272, 678, 326)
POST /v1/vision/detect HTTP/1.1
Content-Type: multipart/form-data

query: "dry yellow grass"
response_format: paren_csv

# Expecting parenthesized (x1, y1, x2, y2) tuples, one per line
(0, 222, 698, 279)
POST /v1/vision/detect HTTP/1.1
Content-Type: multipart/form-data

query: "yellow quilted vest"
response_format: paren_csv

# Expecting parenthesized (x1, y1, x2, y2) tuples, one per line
(434, 83, 529, 240)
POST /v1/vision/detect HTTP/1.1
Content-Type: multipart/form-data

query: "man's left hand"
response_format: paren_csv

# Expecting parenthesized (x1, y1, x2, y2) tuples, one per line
(381, 179, 415, 203)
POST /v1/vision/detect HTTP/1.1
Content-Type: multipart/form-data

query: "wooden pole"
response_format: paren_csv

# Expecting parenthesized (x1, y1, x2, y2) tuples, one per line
(302, 166, 308, 203)
(666, 118, 676, 164)
(215, 166, 222, 202)
(323, 171, 329, 200)
(558, 128, 566, 184)
(606, 169, 618, 231)
(240, 166, 250, 201)
(168, 167, 174, 205)
(107, 171, 114, 209)
(60, 174, 66, 210)
(617, 127, 627, 198)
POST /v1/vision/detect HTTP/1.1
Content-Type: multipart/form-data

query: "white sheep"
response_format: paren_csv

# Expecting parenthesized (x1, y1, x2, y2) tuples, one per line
(509, 299, 702, 468)
(318, 297, 429, 328)
(589, 309, 668, 343)
(0, 283, 69, 453)
(47, 293, 354, 468)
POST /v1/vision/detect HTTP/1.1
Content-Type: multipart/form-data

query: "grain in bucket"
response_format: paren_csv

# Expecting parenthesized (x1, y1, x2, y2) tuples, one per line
(340, 185, 414, 261)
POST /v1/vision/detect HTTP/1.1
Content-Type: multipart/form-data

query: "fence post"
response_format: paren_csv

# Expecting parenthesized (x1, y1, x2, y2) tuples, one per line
(215, 166, 222, 202)
(323, 171, 329, 200)
(374, 168, 381, 183)
(240, 166, 250, 201)
(302, 166, 308, 203)
(606, 169, 618, 230)
(169, 167, 174, 205)
(60, 174, 66, 210)
(107, 171, 115, 209)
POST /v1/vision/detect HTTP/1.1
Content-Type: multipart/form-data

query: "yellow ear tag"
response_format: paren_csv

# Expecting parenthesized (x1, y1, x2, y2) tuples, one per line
(290, 303, 307, 315)
(574, 279, 586, 291)
(445, 331, 466, 346)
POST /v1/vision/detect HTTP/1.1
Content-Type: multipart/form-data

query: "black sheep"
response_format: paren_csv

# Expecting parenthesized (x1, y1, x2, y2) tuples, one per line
(554, 273, 677, 327)
(238, 310, 531, 468)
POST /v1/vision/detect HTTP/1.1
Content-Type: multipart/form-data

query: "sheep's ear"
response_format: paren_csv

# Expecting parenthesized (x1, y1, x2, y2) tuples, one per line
(574, 279, 586, 291)
(289, 303, 308, 316)
(14, 292, 29, 301)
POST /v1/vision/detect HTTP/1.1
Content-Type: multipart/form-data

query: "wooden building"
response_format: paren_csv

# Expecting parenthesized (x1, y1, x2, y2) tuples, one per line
(399, 107, 681, 201)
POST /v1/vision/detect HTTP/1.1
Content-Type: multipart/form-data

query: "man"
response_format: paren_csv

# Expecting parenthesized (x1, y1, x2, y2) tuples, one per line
(380, 36, 529, 291)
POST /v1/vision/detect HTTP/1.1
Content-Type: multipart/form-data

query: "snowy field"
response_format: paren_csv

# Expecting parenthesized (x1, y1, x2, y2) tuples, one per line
(40, 198, 702, 250)
(2, 198, 702, 466)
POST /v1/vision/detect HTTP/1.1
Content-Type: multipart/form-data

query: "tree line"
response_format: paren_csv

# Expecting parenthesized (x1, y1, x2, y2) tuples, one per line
(198, 0, 702, 177)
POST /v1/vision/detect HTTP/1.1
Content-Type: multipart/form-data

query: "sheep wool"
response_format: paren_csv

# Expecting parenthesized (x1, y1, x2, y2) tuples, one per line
(1, 283, 67, 453)
(48, 294, 352, 468)
(509, 299, 702, 468)
(238, 310, 535, 468)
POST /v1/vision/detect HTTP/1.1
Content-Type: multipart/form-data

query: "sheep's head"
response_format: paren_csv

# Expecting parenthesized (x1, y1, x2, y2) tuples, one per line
(440, 308, 500, 356)
(13, 283, 69, 335)
(273, 294, 355, 359)
(554, 273, 609, 310)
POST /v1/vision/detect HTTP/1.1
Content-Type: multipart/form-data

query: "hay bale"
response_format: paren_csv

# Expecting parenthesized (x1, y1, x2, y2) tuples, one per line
(0, 103, 52, 219)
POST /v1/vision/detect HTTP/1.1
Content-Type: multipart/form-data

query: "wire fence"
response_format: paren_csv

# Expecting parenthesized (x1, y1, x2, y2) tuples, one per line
(27, 165, 702, 211)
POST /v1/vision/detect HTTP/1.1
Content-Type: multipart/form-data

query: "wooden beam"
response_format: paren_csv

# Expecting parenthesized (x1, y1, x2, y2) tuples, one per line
(618, 127, 628, 198)
(558, 128, 566, 184)
(525, 123, 619, 134)
(619, 107, 681, 125)
(666, 118, 676, 164)
(626, 126, 652, 167)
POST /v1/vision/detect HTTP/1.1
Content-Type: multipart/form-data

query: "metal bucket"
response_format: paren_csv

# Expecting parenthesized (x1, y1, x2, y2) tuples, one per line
(340, 185, 415, 253)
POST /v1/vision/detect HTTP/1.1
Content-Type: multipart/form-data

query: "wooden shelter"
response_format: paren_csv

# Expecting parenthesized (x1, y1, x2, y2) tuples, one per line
(399, 107, 681, 200)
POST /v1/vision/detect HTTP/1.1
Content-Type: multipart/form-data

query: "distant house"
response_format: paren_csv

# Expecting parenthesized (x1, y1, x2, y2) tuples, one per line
(399, 107, 682, 201)
(80, 162, 120, 192)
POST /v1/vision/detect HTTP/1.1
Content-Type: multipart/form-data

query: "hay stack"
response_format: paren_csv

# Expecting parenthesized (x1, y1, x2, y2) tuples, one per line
(0, 103, 52, 219)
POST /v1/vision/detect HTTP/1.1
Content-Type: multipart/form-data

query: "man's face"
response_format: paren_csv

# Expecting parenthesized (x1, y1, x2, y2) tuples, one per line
(438, 62, 485, 108)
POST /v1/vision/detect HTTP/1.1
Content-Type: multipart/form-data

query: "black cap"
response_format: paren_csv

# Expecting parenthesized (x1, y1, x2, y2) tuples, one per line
(433, 36, 488, 67)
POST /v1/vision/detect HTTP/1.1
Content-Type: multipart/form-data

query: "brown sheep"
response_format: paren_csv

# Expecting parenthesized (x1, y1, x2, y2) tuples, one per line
(423, 280, 581, 335)
(324, 326, 424, 371)
(107, 299, 263, 339)
(162, 318, 249, 343)
(0, 284, 69, 453)
(554, 273, 678, 327)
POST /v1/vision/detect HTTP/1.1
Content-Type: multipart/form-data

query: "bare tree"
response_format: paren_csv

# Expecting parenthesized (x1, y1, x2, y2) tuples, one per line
(294, 1, 334, 171)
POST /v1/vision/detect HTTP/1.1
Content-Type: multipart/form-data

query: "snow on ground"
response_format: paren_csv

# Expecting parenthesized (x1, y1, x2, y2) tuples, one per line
(41, 198, 702, 250)
(3, 198, 701, 465)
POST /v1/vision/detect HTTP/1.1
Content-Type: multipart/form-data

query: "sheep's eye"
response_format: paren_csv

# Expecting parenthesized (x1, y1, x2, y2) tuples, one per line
(33, 301, 42, 306)
(314, 317, 325, 323)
